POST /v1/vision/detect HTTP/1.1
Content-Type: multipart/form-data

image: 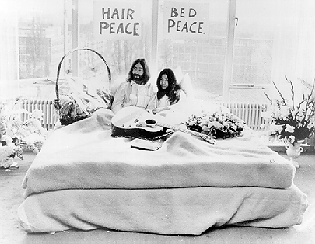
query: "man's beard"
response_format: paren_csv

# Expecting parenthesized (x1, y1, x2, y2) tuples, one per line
(132, 74, 145, 84)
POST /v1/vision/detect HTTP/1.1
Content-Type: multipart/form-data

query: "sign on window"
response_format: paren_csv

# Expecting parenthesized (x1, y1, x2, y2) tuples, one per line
(163, 1, 209, 39)
(93, 1, 141, 39)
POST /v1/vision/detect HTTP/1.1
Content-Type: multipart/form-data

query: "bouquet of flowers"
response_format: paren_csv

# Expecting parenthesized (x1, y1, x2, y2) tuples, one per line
(185, 108, 245, 139)
(54, 48, 112, 126)
(54, 77, 112, 126)
(264, 77, 315, 145)
(0, 98, 48, 155)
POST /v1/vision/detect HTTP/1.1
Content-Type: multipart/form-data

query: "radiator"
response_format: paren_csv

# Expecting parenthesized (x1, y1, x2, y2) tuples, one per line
(17, 100, 267, 131)
(221, 102, 268, 130)
(21, 100, 58, 130)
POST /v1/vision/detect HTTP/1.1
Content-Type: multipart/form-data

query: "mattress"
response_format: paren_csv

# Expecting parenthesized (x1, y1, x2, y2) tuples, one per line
(18, 108, 307, 235)
(18, 185, 307, 235)
(22, 109, 296, 198)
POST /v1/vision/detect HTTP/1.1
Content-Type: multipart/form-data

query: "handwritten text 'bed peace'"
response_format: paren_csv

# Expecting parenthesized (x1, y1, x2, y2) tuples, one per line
(164, 2, 209, 39)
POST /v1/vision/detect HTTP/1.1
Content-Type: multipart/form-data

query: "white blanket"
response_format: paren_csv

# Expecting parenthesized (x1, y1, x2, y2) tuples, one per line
(22, 108, 296, 197)
(18, 108, 308, 235)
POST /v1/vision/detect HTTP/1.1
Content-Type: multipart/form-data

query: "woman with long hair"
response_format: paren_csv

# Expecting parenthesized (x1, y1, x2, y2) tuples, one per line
(148, 68, 184, 114)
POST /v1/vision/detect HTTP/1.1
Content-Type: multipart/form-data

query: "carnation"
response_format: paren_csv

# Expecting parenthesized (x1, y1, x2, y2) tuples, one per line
(185, 109, 245, 139)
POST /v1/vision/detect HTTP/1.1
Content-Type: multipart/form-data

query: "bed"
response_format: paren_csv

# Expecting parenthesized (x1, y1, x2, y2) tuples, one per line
(18, 108, 308, 235)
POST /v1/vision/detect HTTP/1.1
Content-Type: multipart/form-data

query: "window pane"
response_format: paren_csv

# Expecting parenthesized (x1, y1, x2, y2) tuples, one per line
(232, 0, 313, 103)
(158, 0, 228, 101)
(18, 0, 64, 80)
(0, 0, 65, 99)
(76, 0, 152, 88)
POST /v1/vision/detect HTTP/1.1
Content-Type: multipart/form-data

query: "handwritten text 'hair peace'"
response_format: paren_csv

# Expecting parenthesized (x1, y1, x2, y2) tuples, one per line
(99, 8, 140, 36)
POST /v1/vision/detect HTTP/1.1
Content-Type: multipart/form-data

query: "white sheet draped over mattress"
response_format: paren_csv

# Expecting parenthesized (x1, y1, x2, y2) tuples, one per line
(18, 108, 308, 234)
(22, 109, 296, 198)
(18, 185, 307, 235)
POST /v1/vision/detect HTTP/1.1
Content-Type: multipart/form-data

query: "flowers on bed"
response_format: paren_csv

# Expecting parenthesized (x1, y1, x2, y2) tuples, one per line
(185, 109, 245, 139)
(264, 77, 315, 145)
(54, 77, 112, 126)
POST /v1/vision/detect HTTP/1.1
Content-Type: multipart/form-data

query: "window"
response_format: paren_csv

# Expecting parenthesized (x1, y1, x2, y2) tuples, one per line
(73, 0, 153, 85)
(231, 0, 315, 103)
(157, 0, 228, 101)
(0, 0, 314, 102)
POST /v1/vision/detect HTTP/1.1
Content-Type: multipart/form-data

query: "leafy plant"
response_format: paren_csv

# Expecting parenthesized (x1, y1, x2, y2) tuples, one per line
(264, 77, 315, 145)
(0, 97, 47, 154)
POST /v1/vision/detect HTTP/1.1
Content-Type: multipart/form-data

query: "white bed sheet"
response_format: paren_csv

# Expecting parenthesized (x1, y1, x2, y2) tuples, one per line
(22, 109, 296, 198)
(18, 184, 308, 235)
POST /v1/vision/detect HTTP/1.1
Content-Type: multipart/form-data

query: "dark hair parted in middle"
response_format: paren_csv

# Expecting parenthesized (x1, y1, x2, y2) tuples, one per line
(156, 68, 181, 105)
(127, 58, 150, 85)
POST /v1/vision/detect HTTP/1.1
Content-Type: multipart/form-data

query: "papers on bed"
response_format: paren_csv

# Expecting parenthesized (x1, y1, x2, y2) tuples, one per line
(22, 108, 296, 198)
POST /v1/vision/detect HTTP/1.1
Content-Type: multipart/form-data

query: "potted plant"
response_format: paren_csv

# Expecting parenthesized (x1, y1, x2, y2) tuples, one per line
(0, 98, 48, 170)
(264, 77, 315, 167)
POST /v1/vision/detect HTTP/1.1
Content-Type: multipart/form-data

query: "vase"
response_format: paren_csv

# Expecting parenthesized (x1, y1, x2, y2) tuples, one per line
(285, 141, 303, 168)
(306, 134, 315, 149)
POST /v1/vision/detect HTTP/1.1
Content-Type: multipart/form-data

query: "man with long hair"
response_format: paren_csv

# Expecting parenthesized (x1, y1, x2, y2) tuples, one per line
(112, 58, 154, 113)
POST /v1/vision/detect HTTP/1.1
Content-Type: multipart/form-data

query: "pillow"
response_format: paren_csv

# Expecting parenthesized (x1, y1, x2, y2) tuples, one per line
(173, 66, 195, 98)
(173, 66, 184, 83)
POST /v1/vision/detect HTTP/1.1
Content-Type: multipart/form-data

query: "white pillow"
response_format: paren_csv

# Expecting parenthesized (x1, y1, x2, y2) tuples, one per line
(174, 66, 195, 98)
(173, 66, 185, 83)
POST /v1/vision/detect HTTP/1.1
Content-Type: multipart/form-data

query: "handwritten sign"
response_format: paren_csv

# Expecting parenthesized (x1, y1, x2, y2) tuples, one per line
(163, 1, 209, 39)
(93, 1, 141, 39)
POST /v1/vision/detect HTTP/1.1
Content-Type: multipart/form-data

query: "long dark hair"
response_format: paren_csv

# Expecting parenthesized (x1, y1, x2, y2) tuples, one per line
(127, 58, 150, 85)
(156, 68, 181, 105)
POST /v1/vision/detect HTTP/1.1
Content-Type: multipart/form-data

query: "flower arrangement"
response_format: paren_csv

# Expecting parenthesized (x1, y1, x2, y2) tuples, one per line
(185, 108, 245, 139)
(54, 48, 112, 126)
(264, 77, 315, 145)
(0, 97, 48, 156)
(54, 77, 112, 126)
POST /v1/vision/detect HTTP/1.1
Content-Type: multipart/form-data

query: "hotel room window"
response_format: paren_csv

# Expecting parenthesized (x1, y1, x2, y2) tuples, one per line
(157, 0, 228, 102)
(75, 0, 153, 89)
(230, 0, 315, 103)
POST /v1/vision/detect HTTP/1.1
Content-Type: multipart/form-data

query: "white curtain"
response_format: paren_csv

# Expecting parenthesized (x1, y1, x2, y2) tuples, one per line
(295, 0, 315, 84)
(271, 0, 315, 101)
(0, 2, 19, 100)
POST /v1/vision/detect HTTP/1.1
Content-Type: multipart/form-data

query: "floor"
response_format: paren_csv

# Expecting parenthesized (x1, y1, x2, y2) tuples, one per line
(0, 152, 315, 244)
